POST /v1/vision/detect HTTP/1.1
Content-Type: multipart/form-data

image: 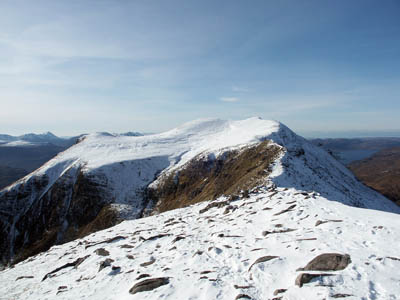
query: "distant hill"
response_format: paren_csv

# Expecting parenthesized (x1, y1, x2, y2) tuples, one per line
(310, 137, 400, 164)
(349, 147, 400, 206)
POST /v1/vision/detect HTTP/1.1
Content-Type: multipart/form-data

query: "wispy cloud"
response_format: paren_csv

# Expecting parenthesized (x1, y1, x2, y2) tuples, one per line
(232, 86, 250, 92)
(220, 97, 239, 103)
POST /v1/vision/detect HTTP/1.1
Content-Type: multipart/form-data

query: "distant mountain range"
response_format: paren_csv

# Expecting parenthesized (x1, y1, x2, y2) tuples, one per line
(0, 132, 75, 147)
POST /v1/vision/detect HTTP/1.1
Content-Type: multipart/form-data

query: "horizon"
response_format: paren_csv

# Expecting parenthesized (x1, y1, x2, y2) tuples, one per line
(3, 118, 400, 139)
(1, 0, 399, 135)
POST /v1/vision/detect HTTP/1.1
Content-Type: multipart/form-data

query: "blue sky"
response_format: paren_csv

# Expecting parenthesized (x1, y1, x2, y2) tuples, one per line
(1, 0, 399, 137)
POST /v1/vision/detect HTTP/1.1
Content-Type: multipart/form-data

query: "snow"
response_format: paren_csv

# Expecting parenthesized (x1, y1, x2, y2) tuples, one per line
(0, 140, 38, 147)
(1, 186, 399, 300)
(1, 117, 400, 299)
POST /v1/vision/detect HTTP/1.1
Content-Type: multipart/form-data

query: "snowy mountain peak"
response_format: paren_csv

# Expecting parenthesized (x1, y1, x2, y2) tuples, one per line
(0, 117, 398, 270)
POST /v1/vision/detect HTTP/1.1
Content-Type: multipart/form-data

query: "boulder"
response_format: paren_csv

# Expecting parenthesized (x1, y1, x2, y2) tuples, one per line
(297, 253, 351, 271)
(129, 277, 170, 294)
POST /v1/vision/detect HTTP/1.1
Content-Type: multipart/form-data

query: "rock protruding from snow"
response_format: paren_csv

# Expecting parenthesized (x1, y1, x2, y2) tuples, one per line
(297, 253, 351, 271)
(129, 277, 170, 294)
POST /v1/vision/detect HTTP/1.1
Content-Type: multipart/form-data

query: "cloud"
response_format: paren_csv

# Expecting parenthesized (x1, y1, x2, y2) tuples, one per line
(232, 86, 250, 92)
(220, 97, 239, 103)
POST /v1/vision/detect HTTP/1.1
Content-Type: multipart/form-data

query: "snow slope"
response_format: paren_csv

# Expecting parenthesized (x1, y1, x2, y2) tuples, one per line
(1, 185, 400, 300)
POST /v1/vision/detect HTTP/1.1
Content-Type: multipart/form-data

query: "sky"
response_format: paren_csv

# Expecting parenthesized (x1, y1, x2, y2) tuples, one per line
(1, 0, 399, 137)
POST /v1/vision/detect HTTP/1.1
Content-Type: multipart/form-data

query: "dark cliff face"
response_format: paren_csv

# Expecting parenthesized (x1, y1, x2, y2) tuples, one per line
(148, 141, 282, 214)
(0, 167, 120, 265)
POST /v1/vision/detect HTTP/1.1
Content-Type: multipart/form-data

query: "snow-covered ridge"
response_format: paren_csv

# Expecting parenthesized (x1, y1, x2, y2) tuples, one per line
(35, 117, 280, 172)
(2, 118, 283, 213)
(2, 116, 398, 218)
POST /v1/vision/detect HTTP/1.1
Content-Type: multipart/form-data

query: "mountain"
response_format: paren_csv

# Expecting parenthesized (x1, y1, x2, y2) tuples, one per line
(1, 118, 398, 269)
(0, 118, 399, 299)
(349, 147, 400, 206)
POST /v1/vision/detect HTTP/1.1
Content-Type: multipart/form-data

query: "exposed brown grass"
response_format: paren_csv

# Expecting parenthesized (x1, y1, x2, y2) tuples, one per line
(149, 140, 282, 213)
(349, 147, 400, 206)
(75, 205, 121, 238)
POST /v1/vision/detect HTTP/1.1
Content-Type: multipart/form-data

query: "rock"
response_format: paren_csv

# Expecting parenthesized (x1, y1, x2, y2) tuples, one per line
(172, 236, 186, 243)
(295, 273, 333, 287)
(136, 274, 151, 280)
(199, 200, 230, 214)
(120, 244, 134, 249)
(297, 253, 351, 271)
(85, 236, 127, 249)
(129, 277, 170, 294)
(331, 294, 353, 298)
(273, 289, 287, 295)
(248, 256, 279, 271)
(193, 250, 203, 257)
(235, 294, 252, 299)
(95, 248, 110, 256)
(233, 284, 253, 289)
(146, 234, 172, 241)
(15, 275, 34, 281)
(315, 219, 343, 227)
(223, 205, 237, 215)
(42, 255, 90, 281)
(140, 257, 156, 267)
(387, 256, 400, 261)
(262, 228, 296, 236)
(273, 204, 296, 216)
(98, 258, 114, 272)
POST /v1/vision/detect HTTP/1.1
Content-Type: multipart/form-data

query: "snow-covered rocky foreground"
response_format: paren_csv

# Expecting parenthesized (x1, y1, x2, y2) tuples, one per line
(1, 184, 400, 300)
